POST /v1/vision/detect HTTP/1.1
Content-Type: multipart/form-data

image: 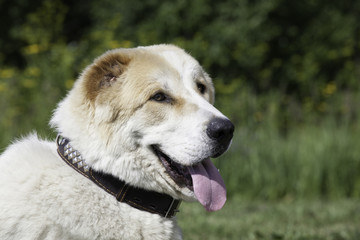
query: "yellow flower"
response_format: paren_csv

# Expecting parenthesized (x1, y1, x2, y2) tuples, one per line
(322, 82, 337, 96)
(109, 40, 121, 49)
(27, 67, 41, 77)
(24, 44, 41, 55)
(22, 79, 36, 88)
(120, 40, 133, 48)
(0, 68, 15, 78)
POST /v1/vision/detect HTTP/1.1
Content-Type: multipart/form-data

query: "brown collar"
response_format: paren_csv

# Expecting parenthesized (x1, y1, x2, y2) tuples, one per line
(56, 135, 181, 218)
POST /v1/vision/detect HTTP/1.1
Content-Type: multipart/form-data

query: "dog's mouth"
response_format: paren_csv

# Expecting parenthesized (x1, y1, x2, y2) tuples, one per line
(151, 145, 227, 212)
(151, 145, 193, 190)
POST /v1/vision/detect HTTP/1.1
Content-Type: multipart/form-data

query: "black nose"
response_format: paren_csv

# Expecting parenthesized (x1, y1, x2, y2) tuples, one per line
(206, 117, 235, 144)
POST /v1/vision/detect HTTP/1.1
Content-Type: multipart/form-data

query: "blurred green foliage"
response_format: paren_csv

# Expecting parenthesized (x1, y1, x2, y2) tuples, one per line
(0, 0, 360, 199)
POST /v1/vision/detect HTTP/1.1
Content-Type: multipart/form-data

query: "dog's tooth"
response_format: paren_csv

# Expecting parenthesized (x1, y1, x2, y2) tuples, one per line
(83, 165, 89, 172)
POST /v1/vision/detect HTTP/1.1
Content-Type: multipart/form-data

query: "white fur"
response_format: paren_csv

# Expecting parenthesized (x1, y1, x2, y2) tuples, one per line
(0, 44, 230, 239)
(0, 135, 182, 239)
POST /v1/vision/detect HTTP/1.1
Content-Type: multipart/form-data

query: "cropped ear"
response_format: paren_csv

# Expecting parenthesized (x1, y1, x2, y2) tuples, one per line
(82, 50, 132, 102)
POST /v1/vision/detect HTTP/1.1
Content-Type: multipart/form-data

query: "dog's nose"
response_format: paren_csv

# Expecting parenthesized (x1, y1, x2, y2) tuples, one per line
(206, 117, 234, 144)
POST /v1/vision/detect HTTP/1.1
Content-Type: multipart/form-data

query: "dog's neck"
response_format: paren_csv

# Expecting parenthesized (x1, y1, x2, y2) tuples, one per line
(56, 135, 181, 218)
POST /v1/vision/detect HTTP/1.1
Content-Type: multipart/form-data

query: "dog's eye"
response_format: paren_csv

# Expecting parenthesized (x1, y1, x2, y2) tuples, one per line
(151, 92, 167, 102)
(197, 82, 206, 94)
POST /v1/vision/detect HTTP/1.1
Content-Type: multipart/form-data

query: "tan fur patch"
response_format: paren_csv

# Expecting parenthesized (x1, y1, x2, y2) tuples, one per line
(107, 52, 179, 106)
(83, 50, 132, 102)
(81, 46, 210, 125)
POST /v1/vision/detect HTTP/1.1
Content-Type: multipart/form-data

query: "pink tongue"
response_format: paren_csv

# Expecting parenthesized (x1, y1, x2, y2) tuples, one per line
(188, 158, 226, 211)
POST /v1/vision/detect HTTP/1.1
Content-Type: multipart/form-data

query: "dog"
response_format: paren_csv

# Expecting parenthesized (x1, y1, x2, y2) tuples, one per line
(0, 44, 234, 240)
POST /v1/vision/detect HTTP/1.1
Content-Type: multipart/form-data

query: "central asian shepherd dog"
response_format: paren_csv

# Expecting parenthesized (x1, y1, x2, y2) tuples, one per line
(0, 44, 234, 240)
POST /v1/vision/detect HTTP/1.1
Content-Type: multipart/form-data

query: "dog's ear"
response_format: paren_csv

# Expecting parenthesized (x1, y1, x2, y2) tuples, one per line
(83, 50, 132, 102)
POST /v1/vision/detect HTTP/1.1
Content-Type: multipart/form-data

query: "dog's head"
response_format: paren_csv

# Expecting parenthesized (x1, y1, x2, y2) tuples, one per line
(51, 44, 234, 211)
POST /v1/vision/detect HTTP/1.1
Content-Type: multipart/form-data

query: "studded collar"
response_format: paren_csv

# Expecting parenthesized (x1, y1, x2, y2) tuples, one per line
(56, 135, 181, 218)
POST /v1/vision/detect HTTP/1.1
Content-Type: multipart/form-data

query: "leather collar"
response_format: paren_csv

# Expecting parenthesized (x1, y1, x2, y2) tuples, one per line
(56, 135, 181, 218)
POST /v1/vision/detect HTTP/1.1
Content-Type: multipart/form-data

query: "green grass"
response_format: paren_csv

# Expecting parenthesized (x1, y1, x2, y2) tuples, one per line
(178, 197, 360, 240)
(213, 119, 360, 200)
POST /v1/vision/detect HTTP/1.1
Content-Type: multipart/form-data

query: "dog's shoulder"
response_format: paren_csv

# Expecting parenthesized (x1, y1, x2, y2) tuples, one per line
(0, 134, 58, 172)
